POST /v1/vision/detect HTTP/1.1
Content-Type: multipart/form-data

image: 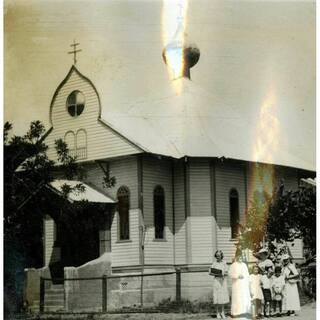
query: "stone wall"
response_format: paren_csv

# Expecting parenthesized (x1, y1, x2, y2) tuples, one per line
(24, 267, 51, 313)
(107, 269, 176, 310)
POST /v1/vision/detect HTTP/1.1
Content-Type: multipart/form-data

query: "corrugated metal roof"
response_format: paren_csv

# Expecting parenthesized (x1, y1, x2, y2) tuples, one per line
(49, 179, 115, 203)
(102, 78, 315, 171)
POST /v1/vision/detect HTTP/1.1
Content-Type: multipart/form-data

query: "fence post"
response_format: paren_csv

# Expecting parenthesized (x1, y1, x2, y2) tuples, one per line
(175, 268, 181, 302)
(39, 277, 45, 313)
(102, 275, 107, 312)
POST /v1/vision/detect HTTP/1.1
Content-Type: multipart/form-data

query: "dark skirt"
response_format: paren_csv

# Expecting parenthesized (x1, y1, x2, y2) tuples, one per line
(263, 289, 272, 302)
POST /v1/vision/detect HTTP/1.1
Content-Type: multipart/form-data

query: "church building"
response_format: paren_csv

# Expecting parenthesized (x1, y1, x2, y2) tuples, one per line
(24, 41, 314, 312)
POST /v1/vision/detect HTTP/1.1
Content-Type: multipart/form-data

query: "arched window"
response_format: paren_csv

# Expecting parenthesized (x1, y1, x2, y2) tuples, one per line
(64, 131, 75, 156)
(154, 186, 165, 239)
(117, 186, 130, 240)
(229, 189, 240, 239)
(76, 129, 87, 159)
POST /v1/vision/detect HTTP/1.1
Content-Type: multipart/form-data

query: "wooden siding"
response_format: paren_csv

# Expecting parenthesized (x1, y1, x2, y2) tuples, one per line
(188, 159, 214, 264)
(289, 239, 303, 259)
(46, 68, 141, 162)
(210, 163, 218, 257)
(84, 156, 140, 266)
(215, 162, 247, 262)
(142, 156, 174, 265)
(246, 164, 298, 203)
(111, 209, 140, 267)
(173, 161, 187, 265)
(84, 156, 139, 209)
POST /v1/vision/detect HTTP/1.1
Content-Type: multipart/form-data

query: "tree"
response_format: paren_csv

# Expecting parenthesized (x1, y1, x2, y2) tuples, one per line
(237, 181, 316, 258)
(4, 121, 115, 314)
(4, 121, 83, 314)
(4, 121, 78, 237)
(267, 182, 316, 256)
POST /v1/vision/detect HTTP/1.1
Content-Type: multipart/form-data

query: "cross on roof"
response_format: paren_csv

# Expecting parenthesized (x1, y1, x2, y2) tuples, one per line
(68, 40, 82, 65)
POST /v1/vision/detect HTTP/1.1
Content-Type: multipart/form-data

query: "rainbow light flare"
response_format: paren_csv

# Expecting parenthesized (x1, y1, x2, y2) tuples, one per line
(250, 87, 279, 197)
(245, 87, 280, 247)
(162, 0, 188, 93)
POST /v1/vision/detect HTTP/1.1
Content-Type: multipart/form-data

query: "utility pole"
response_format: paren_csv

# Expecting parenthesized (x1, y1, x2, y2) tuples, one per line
(139, 224, 146, 307)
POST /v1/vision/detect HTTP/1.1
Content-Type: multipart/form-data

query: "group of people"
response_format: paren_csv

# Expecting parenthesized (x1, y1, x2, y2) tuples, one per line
(210, 248, 301, 319)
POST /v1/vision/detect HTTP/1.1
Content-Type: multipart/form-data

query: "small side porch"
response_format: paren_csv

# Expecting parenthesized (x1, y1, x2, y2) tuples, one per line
(24, 180, 116, 313)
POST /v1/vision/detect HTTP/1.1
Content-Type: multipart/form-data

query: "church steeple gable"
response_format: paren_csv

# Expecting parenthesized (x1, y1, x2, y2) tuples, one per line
(49, 64, 101, 127)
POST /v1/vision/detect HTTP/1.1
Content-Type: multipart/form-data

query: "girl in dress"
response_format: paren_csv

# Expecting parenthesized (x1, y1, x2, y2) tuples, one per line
(229, 248, 251, 318)
(249, 264, 264, 319)
(210, 250, 229, 319)
(282, 254, 300, 316)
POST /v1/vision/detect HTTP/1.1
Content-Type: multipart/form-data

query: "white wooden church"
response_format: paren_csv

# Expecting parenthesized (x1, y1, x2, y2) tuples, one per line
(18, 1, 315, 311)
(24, 36, 315, 310)
(42, 56, 313, 272)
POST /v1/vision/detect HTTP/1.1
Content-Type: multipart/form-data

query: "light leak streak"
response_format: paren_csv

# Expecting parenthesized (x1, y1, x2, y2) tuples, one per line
(162, 0, 188, 94)
(251, 87, 279, 196)
(245, 87, 280, 247)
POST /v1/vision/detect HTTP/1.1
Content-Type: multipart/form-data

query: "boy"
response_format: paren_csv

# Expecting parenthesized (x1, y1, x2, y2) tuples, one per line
(261, 267, 273, 317)
(272, 266, 285, 317)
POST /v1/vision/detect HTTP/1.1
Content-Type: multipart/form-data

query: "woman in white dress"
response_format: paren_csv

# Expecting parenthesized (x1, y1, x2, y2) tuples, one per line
(229, 249, 252, 318)
(282, 254, 301, 316)
(210, 250, 229, 319)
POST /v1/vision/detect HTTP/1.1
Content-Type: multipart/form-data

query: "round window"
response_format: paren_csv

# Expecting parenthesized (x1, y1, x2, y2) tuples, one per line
(66, 91, 85, 117)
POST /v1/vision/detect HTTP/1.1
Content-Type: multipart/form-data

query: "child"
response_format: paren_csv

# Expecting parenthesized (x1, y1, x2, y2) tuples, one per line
(249, 264, 264, 319)
(272, 266, 285, 317)
(274, 255, 283, 269)
(261, 267, 273, 317)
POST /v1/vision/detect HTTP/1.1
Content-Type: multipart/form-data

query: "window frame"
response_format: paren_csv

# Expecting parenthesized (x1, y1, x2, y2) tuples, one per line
(64, 130, 76, 156)
(153, 185, 166, 240)
(66, 90, 85, 118)
(117, 186, 130, 241)
(229, 188, 240, 239)
(75, 128, 87, 160)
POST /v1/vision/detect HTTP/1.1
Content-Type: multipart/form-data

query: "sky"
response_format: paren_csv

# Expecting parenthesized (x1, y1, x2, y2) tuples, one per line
(4, 0, 316, 167)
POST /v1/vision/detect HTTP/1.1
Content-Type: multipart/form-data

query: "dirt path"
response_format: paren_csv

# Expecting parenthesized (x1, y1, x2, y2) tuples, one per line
(7, 302, 316, 320)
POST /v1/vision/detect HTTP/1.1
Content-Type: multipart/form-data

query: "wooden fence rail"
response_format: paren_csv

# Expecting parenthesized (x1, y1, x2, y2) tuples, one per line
(40, 268, 208, 313)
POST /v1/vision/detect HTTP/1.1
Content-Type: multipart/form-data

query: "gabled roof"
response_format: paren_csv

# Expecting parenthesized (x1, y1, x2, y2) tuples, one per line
(101, 78, 315, 171)
(49, 179, 115, 203)
(49, 65, 102, 126)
